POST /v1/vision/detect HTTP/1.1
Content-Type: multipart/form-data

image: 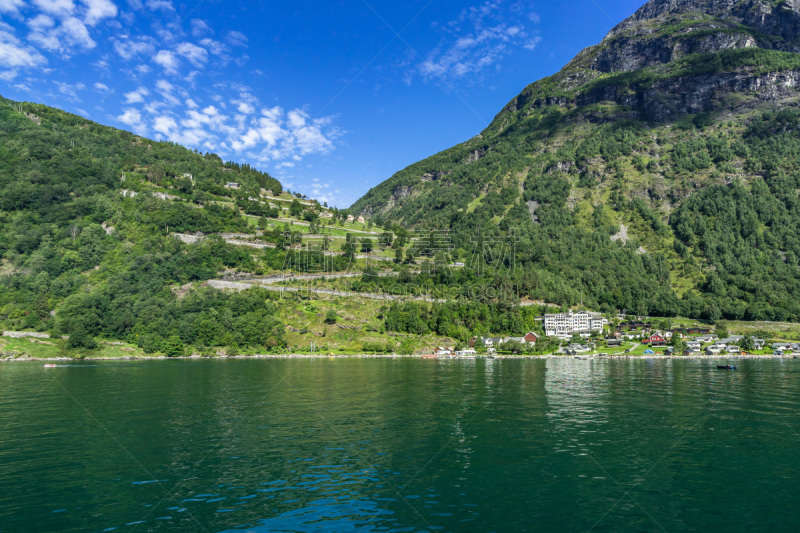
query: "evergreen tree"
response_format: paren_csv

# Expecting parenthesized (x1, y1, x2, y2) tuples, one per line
(164, 335, 185, 357)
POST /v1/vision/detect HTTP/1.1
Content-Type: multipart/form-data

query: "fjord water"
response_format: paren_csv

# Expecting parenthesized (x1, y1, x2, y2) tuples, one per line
(1, 359, 799, 532)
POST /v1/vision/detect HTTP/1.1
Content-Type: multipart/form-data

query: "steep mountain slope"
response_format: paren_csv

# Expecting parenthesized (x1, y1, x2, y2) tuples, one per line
(351, 0, 800, 321)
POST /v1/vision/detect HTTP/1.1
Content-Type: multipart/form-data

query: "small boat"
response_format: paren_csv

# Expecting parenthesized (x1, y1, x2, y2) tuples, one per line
(44, 364, 57, 368)
(717, 365, 737, 370)
(422, 355, 438, 360)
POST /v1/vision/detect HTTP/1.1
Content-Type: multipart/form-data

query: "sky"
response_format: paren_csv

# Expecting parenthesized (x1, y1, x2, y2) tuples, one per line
(0, 0, 646, 207)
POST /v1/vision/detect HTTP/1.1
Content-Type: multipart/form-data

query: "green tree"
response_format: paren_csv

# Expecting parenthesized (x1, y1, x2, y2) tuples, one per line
(398, 338, 416, 355)
(342, 234, 357, 258)
(289, 199, 303, 217)
(66, 327, 98, 350)
(707, 304, 722, 322)
(325, 310, 338, 325)
(503, 340, 526, 355)
(380, 231, 393, 249)
(740, 335, 755, 352)
(164, 335, 185, 357)
(670, 334, 687, 353)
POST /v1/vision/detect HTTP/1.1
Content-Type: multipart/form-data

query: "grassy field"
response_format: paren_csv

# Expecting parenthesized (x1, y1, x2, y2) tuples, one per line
(0, 336, 150, 360)
(274, 296, 452, 355)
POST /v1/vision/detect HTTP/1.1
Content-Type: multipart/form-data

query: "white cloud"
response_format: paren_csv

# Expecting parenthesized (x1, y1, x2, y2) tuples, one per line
(54, 80, 85, 101)
(33, 0, 76, 17)
(199, 38, 228, 57)
(153, 49, 179, 73)
(117, 108, 146, 134)
(82, 0, 118, 26)
(112, 36, 155, 59)
(120, 80, 340, 163)
(94, 81, 109, 91)
(0, 0, 24, 13)
(176, 42, 207, 67)
(29, 15, 96, 55)
(153, 114, 177, 136)
(124, 86, 148, 103)
(226, 30, 247, 47)
(144, 0, 172, 10)
(412, 0, 540, 84)
(0, 27, 48, 69)
(524, 35, 542, 51)
(154, 78, 180, 105)
(190, 19, 212, 37)
(155, 79, 172, 92)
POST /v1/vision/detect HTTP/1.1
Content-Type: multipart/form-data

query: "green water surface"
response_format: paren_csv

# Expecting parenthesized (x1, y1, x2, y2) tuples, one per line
(1, 358, 799, 532)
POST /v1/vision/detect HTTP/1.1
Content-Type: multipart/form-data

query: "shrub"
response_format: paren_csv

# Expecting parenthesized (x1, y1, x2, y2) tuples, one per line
(66, 327, 98, 350)
(325, 310, 338, 325)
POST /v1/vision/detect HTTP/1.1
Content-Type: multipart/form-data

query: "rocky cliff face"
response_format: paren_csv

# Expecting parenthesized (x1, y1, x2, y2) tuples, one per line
(620, 0, 800, 46)
(492, 0, 800, 123)
(597, 0, 800, 67)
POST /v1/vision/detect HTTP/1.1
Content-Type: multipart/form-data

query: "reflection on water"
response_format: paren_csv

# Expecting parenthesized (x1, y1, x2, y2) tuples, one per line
(0, 359, 799, 532)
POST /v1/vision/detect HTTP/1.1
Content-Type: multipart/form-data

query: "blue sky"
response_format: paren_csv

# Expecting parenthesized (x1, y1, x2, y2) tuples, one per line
(0, 0, 645, 207)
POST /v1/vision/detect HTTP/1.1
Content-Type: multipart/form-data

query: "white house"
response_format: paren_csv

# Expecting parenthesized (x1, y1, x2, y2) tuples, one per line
(544, 310, 606, 337)
(697, 335, 719, 344)
(717, 336, 744, 346)
(481, 337, 505, 348)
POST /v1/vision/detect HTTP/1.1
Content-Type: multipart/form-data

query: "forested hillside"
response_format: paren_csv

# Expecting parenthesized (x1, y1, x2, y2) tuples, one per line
(0, 96, 287, 353)
(351, 0, 800, 322)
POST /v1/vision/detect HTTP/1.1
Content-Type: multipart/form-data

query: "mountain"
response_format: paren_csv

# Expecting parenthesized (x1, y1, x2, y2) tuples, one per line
(0, 95, 291, 354)
(350, 0, 800, 322)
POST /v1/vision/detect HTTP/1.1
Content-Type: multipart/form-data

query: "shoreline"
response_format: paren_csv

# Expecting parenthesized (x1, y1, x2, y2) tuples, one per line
(2, 354, 798, 362)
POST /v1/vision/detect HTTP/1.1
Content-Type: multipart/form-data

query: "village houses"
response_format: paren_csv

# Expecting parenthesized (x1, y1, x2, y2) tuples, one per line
(471, 332, 540, 351)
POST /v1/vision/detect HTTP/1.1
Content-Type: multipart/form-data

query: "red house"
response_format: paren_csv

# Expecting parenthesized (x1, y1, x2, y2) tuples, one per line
(645, 334, 667, 347)
(524, 332, 540, 345)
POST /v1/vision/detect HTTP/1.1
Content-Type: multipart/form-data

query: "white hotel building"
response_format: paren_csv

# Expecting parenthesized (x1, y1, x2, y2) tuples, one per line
(544, 311, 607, 339)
